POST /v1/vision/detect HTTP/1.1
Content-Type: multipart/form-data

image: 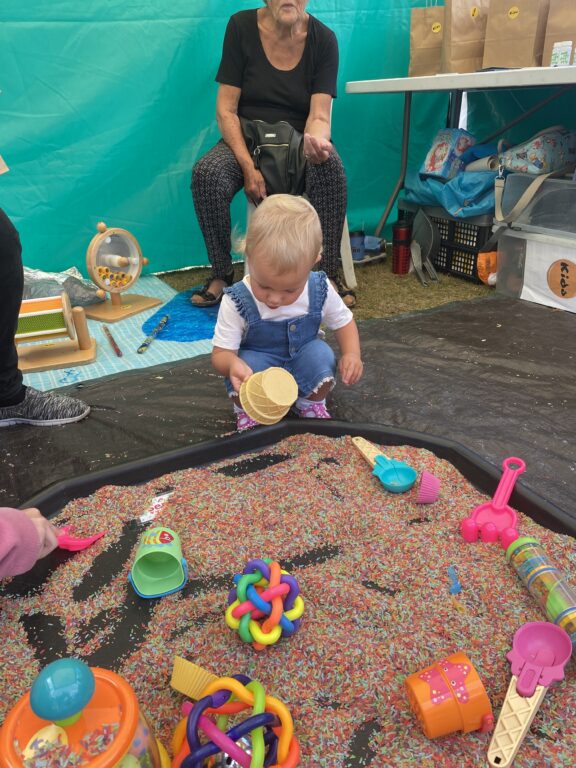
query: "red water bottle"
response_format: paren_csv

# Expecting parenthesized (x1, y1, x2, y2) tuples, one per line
(392, 218, 412, 275)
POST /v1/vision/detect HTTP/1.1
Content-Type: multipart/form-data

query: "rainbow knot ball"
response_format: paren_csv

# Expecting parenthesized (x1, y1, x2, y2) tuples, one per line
(183, 675, 300, 767)
(225, 558, 304, 649)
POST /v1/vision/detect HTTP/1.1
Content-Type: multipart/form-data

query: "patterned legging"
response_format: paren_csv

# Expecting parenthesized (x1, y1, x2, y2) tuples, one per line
(191, 140, 347, 281)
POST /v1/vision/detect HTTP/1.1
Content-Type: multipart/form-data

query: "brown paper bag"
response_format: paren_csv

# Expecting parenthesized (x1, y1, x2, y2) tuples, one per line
(543, 0, 576, 66)
(441, 0, 491, 73)
(482, 0, 551, 69)
(409, 6, 445, 77)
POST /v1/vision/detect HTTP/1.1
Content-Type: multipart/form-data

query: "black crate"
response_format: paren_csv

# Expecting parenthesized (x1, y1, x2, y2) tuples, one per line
(397, 200, 493, 283)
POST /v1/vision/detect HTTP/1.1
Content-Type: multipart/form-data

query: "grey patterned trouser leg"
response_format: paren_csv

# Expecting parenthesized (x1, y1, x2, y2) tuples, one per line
(191, 139, 348, 280)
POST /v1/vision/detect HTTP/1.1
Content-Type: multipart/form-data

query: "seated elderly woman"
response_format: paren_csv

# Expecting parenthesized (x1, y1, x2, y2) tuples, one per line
(190, 0, 355, 309)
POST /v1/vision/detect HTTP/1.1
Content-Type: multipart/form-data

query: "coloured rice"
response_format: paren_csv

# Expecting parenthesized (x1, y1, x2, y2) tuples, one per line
(0, 434, 575, 766)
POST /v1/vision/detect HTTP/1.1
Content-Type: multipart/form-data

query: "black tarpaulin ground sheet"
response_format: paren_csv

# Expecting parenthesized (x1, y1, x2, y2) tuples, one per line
(2, 295, 575, 521)
(2, 293, 576, 768)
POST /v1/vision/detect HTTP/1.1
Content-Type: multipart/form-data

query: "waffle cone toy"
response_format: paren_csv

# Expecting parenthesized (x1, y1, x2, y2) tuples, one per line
(240, 368, 298, 425)
(487, 622, 572, 767)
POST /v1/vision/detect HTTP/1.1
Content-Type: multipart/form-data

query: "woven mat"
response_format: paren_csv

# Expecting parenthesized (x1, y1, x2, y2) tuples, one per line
(1, 434, 575, 766)
(21, 277, 213, 391)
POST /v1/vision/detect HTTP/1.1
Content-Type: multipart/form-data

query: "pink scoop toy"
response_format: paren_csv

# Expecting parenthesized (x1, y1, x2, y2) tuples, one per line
(57, 526, 105, 552)
(487, 622, 572, 767)
(460, 456, 525, 548)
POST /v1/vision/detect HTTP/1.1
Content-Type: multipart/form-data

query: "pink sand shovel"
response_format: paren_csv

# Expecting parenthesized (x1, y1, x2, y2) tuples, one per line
(460, 456, 525, 549)
(487, 622, 572, 767)
(57, 526, 105, 552)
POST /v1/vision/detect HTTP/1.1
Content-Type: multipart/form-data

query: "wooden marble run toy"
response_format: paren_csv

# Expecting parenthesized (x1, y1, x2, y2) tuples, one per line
(16, 293, 96, 373)
(84, 222, 162, 322)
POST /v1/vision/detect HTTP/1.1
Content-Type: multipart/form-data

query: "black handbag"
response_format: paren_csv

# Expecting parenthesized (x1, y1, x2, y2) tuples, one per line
(240, 118, 306, 196)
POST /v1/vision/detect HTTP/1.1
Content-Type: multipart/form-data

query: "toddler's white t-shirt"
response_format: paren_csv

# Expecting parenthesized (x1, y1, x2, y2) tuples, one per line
(213, 274, 353, 351)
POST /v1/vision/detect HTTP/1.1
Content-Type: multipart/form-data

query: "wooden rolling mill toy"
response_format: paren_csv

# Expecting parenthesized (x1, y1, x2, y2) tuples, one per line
(16, 293, 96, 373)
(84, 221, 162, 322)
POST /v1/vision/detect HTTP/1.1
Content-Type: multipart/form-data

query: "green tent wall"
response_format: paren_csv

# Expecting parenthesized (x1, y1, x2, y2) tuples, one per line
(0, 1, 451, 274)
(1, 2, 573, 276)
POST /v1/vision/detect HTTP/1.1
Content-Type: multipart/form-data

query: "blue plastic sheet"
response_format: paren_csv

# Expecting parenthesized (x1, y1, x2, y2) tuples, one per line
(404, 169, 497, 218)
(142, 289, 219, 343)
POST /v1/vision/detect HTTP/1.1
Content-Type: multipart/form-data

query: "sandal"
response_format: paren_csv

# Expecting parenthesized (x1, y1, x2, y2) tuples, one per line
(330, 277, 357, 309)
(190, 269, 235, 307)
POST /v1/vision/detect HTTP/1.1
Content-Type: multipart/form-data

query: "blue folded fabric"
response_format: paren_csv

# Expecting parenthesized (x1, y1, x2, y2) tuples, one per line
(459, 143, 499, 165)
(404, 169, 497, 218)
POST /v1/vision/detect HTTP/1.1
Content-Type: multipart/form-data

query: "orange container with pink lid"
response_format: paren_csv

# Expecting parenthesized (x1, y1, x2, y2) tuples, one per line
(0, 658, 169, 768)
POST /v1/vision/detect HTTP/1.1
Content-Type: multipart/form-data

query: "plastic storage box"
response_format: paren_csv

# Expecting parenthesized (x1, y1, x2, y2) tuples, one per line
(498, 174, 576, 238)
(496, 228, 576, 313)
(398, 199, 493, 283)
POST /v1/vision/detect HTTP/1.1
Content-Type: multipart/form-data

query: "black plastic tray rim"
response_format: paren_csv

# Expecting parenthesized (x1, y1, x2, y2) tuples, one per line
(22, 420, 575, 538)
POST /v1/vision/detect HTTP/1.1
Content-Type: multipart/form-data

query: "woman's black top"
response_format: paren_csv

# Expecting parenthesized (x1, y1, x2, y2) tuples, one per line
(216, 9, 338, 133)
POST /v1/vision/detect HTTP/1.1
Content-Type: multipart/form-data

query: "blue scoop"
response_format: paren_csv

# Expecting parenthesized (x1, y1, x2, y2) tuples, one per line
(373, 454, 418, 493)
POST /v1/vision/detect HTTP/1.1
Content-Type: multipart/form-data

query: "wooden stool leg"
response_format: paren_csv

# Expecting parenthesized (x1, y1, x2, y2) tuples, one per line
(72, 306, 92, 351)
(340, 215, 358, 290)
(244, 201, 257, 276)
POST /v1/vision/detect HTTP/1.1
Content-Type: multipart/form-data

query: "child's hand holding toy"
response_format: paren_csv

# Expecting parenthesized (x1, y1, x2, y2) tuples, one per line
(0, 506, 60, 578)
(228, 357, 254, 394)
(21, 507, 60, 559)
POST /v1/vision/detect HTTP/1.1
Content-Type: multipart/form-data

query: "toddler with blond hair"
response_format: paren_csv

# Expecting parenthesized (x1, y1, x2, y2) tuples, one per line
(211, 194, 363, 430)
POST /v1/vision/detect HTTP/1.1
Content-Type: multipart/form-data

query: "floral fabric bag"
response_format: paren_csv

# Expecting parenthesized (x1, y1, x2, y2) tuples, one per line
(495, 128, 576, 223)
(419, 128, 476, 181)
(498, 126, 576, 175)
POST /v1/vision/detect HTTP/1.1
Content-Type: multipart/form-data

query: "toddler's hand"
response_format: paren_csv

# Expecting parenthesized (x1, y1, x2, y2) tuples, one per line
(229, 359, 254, 393)
(22, 507, 59, 559)
(339, 353, 363, 386)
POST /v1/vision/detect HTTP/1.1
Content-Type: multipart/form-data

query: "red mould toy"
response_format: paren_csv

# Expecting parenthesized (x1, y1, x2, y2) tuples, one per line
(460, 457, 525, 548)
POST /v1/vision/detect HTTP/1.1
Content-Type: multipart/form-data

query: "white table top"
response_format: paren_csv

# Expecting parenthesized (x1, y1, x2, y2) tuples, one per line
(346, 67, 576, 95)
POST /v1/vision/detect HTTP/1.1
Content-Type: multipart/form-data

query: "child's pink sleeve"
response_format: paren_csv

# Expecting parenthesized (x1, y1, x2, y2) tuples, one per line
(0, 508, 41, 578)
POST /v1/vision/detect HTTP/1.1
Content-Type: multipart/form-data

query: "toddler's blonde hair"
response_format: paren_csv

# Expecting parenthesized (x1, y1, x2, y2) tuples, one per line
(245, 194, 322, 274)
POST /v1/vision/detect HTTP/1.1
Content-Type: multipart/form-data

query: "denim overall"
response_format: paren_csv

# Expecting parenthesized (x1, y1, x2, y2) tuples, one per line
(223, 271, 336, 397)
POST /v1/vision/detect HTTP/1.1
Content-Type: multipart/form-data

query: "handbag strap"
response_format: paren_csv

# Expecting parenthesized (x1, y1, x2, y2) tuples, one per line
(495, 165, 574, 223)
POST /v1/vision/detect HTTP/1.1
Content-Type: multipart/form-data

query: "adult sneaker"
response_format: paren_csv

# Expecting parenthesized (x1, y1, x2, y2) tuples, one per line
(0, 387, 90, 427)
